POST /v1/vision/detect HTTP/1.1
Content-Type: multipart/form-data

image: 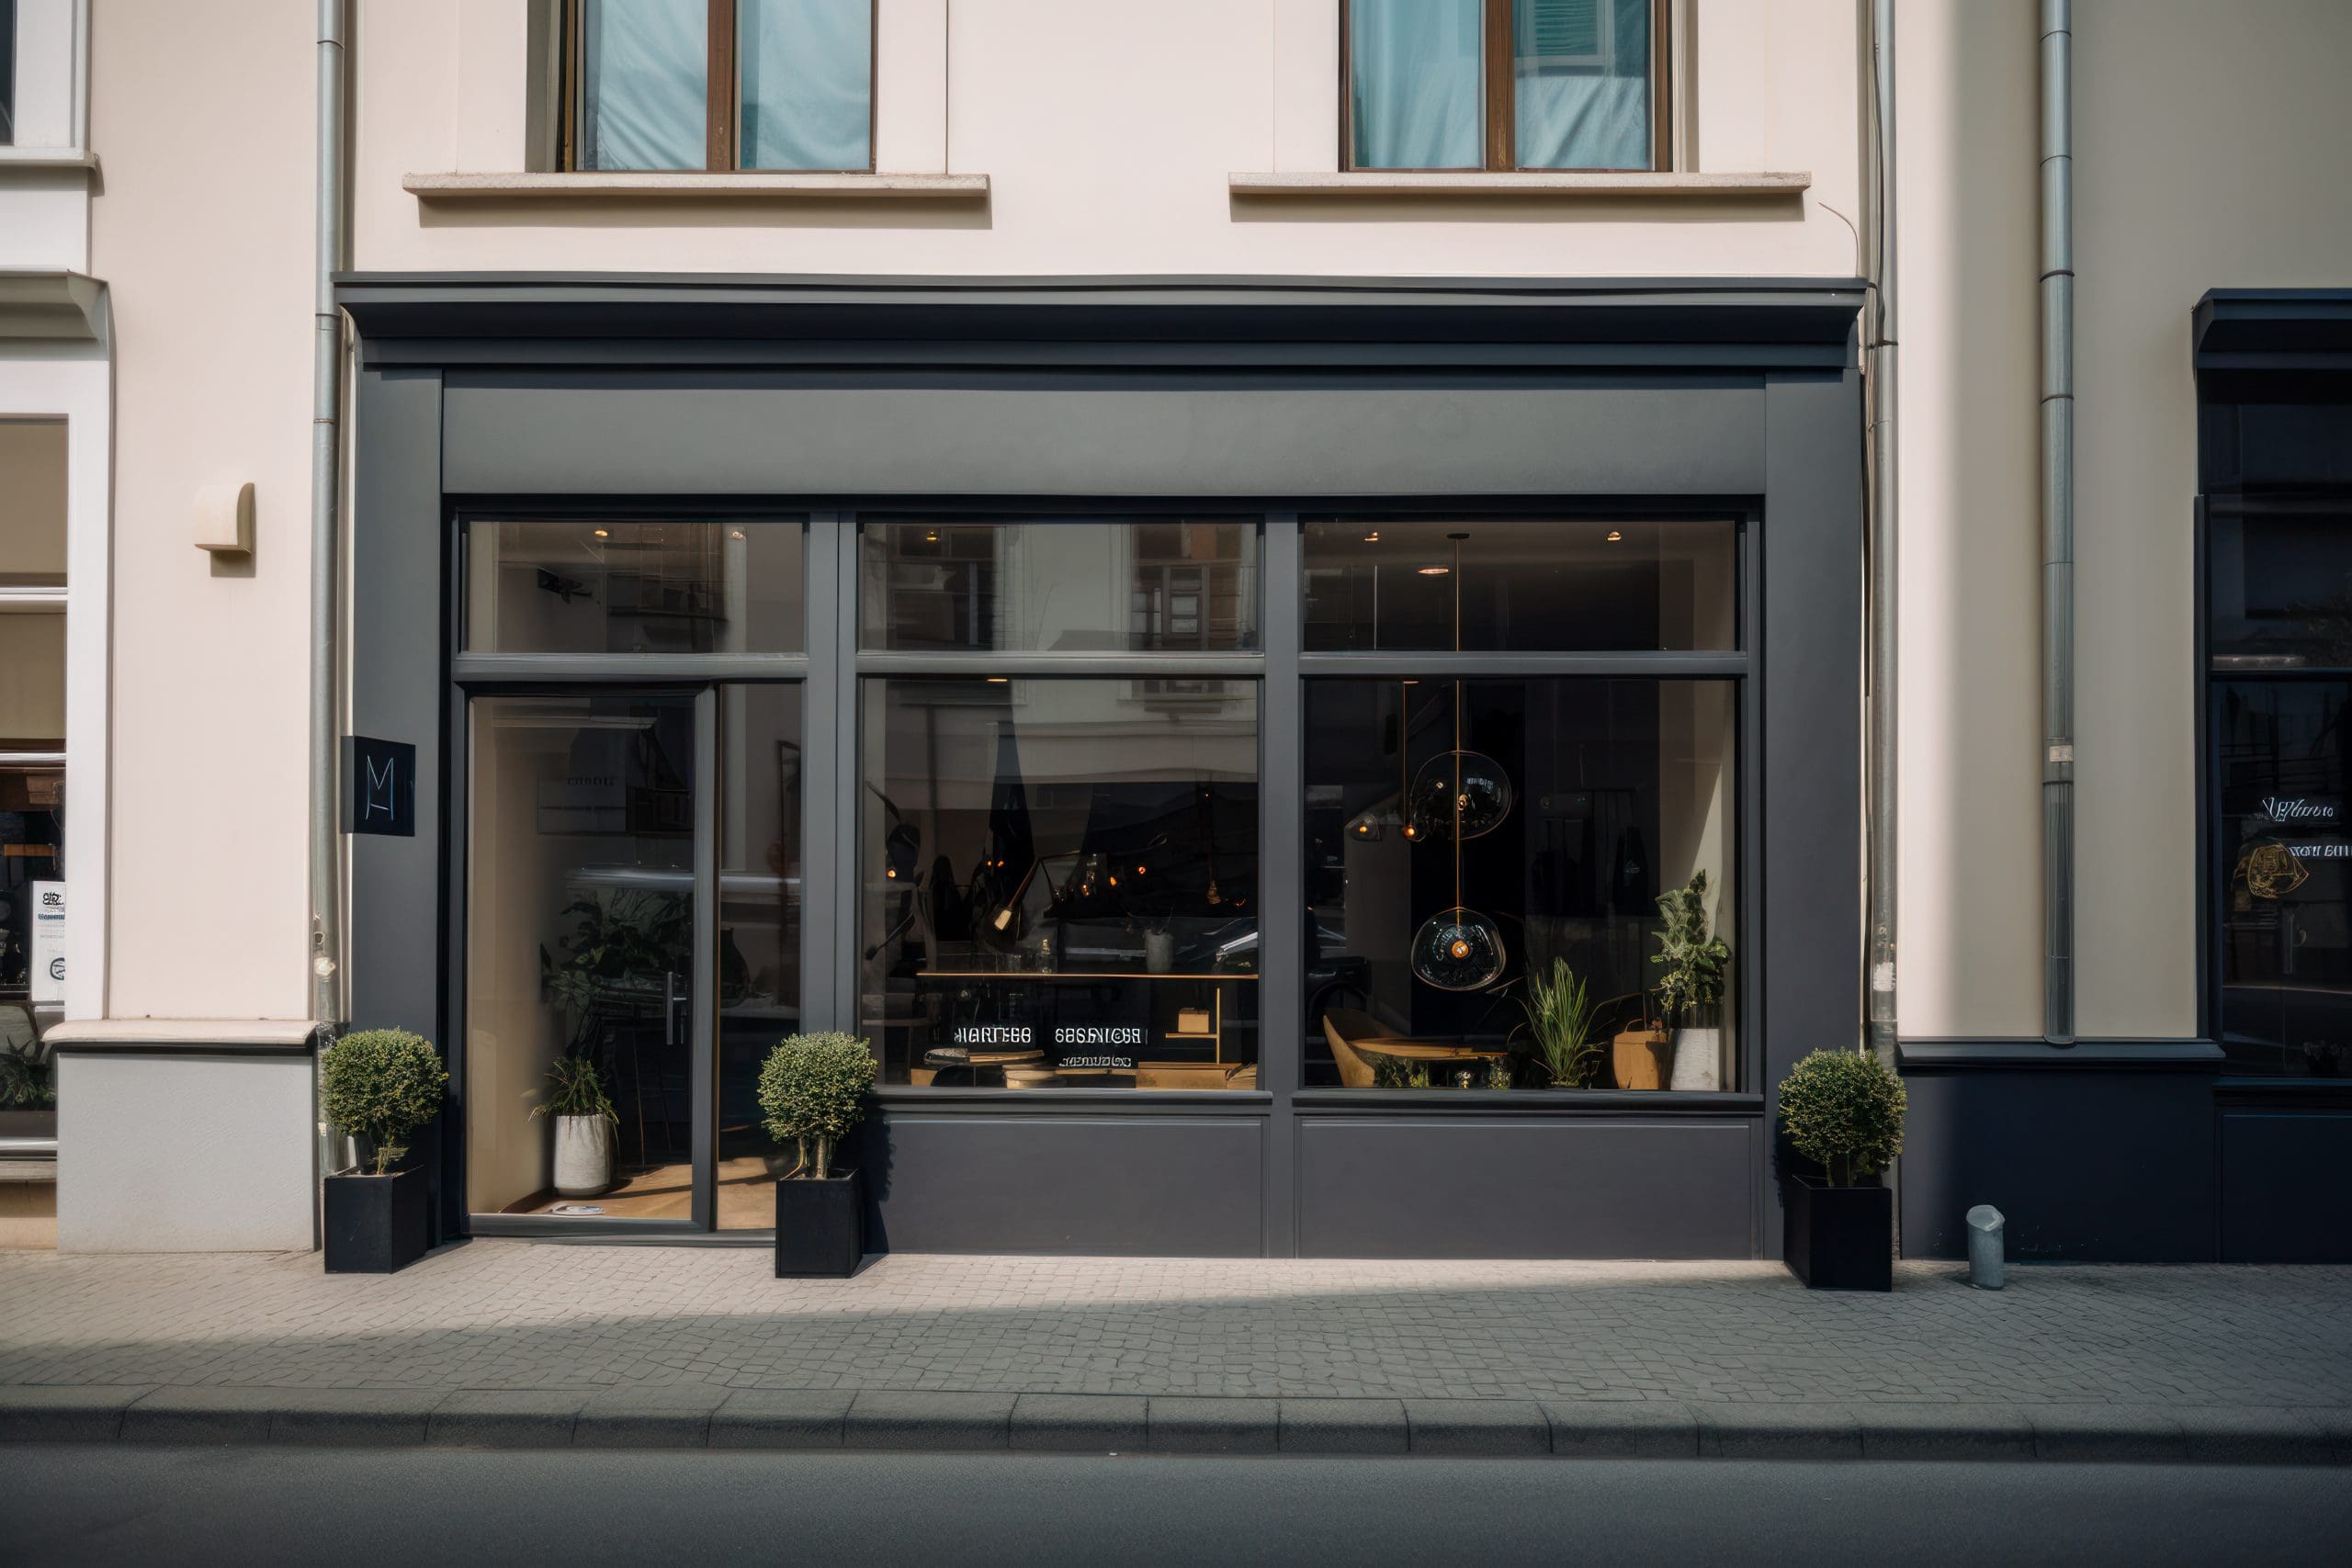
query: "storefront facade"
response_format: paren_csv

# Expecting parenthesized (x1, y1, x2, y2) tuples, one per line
(338, 276, 1860, 1257)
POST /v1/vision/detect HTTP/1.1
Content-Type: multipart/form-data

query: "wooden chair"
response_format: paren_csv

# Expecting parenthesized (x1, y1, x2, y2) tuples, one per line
(1320, 1009, 1385, 1089)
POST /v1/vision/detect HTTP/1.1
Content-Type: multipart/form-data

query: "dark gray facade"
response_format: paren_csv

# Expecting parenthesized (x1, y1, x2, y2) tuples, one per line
(338, 274, 1865, 1259)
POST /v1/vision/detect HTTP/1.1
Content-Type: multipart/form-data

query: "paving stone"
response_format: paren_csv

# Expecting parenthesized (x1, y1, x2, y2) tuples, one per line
(710, 1390, 854, 1450)
(573, 1384, 728, 1448)
(1011, 1393, 1148, 1453)
(1856, 1404, 2035, 1461)
(2027, 1404, 2188, 1462)
(2177, 1405, 2334, 1465)
(2290, 1406, 2352, 1464)
(1404, 1399, 1550, 1456)
(1149, 1396, 1280, 1453)
(1543, 1400, 1701, 1459)
(427, 1389, 586, 1448)
(1279, 1398, 1408, 1454)
(843, 1391, 1013, 1450)
(265, 1388, 444, 1446)
(0, 1384, 153, 1442)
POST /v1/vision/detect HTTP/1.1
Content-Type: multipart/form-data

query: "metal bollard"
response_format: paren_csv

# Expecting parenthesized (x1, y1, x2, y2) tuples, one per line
(1966, 1204, 2006, 1290)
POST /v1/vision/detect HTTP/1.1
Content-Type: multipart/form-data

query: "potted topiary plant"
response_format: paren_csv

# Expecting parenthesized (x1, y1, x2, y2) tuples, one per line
(530, 1053, 616, 1198)
(758, 1032, 877, 1278)
(320, 1028, 447, 1274)
(1777, 1047, 1906, 1291)
(1653, 870, 1732, 1091)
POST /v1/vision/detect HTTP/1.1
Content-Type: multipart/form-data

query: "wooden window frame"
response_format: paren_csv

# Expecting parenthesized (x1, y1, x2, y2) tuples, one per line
(560, 0, 877, 173)
(1340, 0, 1672, 174)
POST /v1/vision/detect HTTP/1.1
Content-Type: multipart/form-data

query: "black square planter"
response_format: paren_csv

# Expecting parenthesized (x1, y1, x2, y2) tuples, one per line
(1782, 1175, 1892, 1291)
(323, 1168, 428, 1275)
(775, 1168, 865, 1278)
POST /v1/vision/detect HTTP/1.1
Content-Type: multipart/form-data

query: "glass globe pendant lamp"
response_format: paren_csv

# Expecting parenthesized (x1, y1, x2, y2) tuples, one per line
(1410, 905, 1507, 991)
(1406, 533, 1511, 992)
(1408, 748, 1512, 841)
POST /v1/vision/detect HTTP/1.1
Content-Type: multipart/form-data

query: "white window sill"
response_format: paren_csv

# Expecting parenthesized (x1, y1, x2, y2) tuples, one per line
(1227, 170, 1809, 199)
(0, 149, 99, 180)
(404, 171, 989, 203)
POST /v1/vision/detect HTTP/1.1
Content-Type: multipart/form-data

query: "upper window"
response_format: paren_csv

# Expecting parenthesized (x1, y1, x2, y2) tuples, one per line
(464, 520, 807, 654)
(0, 0, 17, 145)
(565, 0, 873, 172)
(1344, 0, 1668, 173)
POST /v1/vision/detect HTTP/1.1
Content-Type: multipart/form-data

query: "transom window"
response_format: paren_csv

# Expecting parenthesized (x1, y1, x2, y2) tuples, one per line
(563, 0, 874, 172)
(1344, 0, 1669, 173)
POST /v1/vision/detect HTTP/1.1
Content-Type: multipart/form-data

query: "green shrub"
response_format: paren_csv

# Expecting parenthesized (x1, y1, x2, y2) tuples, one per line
(1777, 1048, 1906, 1187)
(530, 1053, 616, 1122)
(321, 1028, 447, 1176)
(757, 1032, 876, 1179)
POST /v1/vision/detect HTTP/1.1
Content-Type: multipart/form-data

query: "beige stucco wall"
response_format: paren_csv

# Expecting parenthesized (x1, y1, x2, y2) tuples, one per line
(355, 0, 1866, 280)
(88, 4, 317, 1021)
(1897, 0, 2352, 1041)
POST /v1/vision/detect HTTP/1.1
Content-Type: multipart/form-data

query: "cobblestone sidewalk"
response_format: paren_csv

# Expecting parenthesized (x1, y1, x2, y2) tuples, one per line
(3, 1245, 2348, 1409)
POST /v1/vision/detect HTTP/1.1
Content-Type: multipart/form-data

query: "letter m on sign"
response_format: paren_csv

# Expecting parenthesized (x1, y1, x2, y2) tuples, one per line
(342, 736, 418, 837)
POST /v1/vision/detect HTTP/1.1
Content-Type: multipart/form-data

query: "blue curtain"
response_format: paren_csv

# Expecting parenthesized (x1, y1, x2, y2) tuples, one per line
(741, 0, 872, 171)
(1513, 0, 1654, 170)
(1350, 0, 1483, 170)
(581, 0, 709, 170)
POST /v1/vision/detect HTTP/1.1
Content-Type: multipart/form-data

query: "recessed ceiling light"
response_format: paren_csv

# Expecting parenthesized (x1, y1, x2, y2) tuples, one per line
(731, 529, 746, 540)
(987, 676, 1009, 683)
(1605, 530, 1623, 542)
(1418, 565, 1450, 576)
(592, 528, 609, 538)
(1363, 530, 1381, 543)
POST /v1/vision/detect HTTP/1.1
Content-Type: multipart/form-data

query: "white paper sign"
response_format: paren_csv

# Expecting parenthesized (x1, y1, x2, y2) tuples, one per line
(30, 881, 64, 1004)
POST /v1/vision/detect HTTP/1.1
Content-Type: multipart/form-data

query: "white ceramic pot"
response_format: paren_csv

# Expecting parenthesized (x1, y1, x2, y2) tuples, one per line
(1669, 1027, 1722, 1092)
(553, 1113, 614, 1197)
(1143, 930, 1176, 975)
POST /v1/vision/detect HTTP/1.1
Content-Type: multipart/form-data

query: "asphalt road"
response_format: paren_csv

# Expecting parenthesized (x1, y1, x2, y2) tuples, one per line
(10, 1448, 2348, 1568)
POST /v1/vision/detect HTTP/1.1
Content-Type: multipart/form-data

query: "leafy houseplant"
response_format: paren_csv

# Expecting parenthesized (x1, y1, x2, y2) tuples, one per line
(758, 1033, 878, 1279)
(1516, 957, 1602, 1089)
(1652, 871, 1732, 1091)
(1777, 1048, 1907, 1291)
(0, 1038, 56, 1111)
(321, 1028, 447, 1177)
(319, 1029, 447, 1275)
(531, 1054, 618, 1199)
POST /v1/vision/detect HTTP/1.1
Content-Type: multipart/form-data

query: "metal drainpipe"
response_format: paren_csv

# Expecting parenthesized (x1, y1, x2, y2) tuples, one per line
(1865, 0, 1898, 1066)
(2041, 0, 2075, 1043)
(311, 0, 349, 1175)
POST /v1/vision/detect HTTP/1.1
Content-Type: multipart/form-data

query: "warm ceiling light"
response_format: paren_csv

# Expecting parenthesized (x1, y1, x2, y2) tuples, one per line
(1605, 530, 1623, 542)
(987, 676, 1009, 683)
(1363, 530, 1381, 543)
(592, 528, 609, 538)
(730, 529, 746, 540)
(925, 529, 939, 543)
(1418, 565, 1450, 576)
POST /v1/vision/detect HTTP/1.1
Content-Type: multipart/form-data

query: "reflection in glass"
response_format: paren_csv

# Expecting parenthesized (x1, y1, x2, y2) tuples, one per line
(861, 518, 1260, 653)
(2214, 680, 2352, 1076)
(466, 521, 805, 654)
(2209, 502, 2352, 669)
(1410, 749, 1513, 840)
(1512, 0, 1655, 171)
(861, 678, 1260, 1089)
(1303, 519, 1736, 652)
(578, 0, 709, 171)
(739, 0, 872, 170)
(1349, 0, 1483, 170)
(1306, 679, 1736, 1089)
(466, 695, 697, 1217)
(0, 614, 64, 750)
(716, 685, 803, 1227)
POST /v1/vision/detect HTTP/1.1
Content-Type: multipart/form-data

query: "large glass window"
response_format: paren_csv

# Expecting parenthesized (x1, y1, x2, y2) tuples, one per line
(0, 418, 65, 1129)
(465, 520, 805, 654)
(1306, 678, 1736, 1090)
(861, 518, 1261, 654)
(717, 684, 804, 1226)
(1346, 0, 1666, 172)
(1304, 517, 1736, 652)
(571, 0, 873, 172)
(860, 678, 1261, 1090)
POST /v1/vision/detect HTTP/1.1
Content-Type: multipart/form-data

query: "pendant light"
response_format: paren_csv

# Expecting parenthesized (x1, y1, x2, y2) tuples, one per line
(1410, 533, 1507, 991)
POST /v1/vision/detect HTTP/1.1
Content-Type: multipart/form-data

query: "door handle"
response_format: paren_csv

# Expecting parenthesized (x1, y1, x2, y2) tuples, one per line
(664, 971, 688, 1047)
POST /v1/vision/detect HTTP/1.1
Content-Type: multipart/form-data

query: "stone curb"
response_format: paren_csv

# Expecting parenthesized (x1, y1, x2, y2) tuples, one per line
(1, 1385, 2344, 1465)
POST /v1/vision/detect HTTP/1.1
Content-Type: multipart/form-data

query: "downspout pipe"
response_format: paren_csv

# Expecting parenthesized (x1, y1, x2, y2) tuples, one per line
(1865, 0, 1898, 1065)
(2041, 0, 2076, 1043)
(310, 1, 347, 1042)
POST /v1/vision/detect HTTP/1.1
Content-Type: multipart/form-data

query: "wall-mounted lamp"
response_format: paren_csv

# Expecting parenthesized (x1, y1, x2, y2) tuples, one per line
(193, 480, 254, 556)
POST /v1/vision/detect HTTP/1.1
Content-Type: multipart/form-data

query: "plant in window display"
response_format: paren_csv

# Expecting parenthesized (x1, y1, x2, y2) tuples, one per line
(0, 1037, 55, 1113)
(1513, 957, 1603, 1089)
(1651, 870, 1732, 1092)
(530, 1054, 618, 1199)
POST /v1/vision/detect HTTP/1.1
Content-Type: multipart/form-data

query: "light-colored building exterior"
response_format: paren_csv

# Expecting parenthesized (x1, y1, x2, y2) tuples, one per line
(19, 1, 2351, 1262)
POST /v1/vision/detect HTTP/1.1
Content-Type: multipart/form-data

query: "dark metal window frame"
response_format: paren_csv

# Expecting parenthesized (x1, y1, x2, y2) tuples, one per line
(1339, 0, 1673, 174)
(559, 0, 878, 173)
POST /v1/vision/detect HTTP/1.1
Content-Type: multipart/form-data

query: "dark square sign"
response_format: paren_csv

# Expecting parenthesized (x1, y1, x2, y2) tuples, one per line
(344, 736, 417, 837)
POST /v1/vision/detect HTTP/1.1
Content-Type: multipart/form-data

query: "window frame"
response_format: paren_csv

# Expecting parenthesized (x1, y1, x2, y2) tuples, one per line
(559, 0, 878, 174)
(1339, 0, 1673, 175)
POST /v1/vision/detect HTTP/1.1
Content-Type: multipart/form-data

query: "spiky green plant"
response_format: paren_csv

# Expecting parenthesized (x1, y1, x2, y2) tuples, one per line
(1518, 957, 1602, 1089)
(530, 1053, 616, 1123)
